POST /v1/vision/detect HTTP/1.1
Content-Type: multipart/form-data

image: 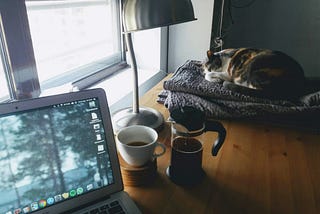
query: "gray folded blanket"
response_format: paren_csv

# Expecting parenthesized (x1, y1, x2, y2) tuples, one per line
(158, 60, 320, 132)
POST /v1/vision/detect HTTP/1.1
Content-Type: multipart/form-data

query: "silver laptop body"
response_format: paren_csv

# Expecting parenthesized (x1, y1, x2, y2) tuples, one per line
(0, 88, 141, 214)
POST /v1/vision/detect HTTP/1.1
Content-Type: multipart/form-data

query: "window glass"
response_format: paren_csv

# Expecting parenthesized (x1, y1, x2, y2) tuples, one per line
(25, 0, 122, 90)
(0, 58, 9, 100)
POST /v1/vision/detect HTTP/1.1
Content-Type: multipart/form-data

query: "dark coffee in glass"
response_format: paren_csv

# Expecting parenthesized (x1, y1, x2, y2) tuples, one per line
(171, 137, 203, 172)
(167, 137, 205, 185)
(166, 107, 226, 185)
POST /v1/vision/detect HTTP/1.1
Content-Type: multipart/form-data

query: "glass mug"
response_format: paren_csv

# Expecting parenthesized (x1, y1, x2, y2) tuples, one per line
(166, 107, 226, 185)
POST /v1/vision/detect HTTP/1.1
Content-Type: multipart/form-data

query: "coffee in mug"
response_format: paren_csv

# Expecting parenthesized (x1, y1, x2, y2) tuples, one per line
(127, 141, 149, 147)
(116, 125, 166, 167)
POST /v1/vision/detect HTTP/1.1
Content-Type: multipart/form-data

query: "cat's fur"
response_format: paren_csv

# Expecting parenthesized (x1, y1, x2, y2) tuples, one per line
(202, 48, 305, 99)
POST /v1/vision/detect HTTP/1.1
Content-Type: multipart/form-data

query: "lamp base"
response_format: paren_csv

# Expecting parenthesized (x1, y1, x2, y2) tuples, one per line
(112, 107, 164, 132)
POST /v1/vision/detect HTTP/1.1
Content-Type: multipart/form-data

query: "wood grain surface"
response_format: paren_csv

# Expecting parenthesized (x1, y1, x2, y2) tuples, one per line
(123, 75, 320, 214)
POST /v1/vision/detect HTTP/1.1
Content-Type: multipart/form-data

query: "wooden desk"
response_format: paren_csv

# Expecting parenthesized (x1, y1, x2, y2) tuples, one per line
(124, 75, 320, 214)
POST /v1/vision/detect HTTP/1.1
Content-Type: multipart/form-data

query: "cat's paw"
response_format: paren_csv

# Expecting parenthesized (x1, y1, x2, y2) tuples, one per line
(204, 72, 219, 82)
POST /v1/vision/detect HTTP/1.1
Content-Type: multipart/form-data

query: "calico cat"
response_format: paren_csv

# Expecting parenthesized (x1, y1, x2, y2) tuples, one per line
(202, 48, 305, 99)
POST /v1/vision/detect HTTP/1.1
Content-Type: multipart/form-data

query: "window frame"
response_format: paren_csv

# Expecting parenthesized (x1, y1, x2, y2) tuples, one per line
(0, 0, 40, 100)
(0, 0, 126, 101)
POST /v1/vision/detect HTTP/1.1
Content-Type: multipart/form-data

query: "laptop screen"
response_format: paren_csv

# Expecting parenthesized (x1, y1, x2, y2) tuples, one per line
(0, 91, 118, 214)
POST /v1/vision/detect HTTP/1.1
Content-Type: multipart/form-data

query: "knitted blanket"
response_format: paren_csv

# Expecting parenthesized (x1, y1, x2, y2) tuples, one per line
(158, 60, 320, 132)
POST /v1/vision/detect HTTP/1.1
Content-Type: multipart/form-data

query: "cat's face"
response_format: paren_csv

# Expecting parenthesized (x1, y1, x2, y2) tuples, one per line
(202, 49, 236, 73)
(203, 50, 222, 72)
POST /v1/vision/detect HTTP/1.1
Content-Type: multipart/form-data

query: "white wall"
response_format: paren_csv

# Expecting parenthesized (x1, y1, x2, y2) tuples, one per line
(222, 0, 320, 78)
(167, 0, 215, 72)
(133, 28, 161, 71)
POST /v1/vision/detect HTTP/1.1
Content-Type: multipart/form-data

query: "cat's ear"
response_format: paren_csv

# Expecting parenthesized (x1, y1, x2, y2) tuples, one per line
(207, 50, 214, 59)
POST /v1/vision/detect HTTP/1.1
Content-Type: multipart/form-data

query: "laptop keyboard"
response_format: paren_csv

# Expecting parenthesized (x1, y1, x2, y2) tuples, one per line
(83, 200, 126, 214)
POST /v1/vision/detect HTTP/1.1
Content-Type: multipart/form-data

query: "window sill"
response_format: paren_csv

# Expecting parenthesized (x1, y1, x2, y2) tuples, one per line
(91, 68, 167, 114)
(41, 67, 167, 114)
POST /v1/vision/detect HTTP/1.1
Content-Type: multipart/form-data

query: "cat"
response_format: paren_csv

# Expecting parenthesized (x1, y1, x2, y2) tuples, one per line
(202, 48, 306, 99)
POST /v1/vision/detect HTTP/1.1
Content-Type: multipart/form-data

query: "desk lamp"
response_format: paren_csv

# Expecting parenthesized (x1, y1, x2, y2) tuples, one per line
(112, 0, 197, 131)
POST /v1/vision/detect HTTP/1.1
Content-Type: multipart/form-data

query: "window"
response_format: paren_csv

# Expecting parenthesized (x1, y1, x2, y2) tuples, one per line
(0, 0, 125, 101)
(0, 57, 9, 100)
(26, 0, 124, 90)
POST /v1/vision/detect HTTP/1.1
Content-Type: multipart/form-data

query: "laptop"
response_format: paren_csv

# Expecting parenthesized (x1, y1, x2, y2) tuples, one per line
(0, 88, 141, 214)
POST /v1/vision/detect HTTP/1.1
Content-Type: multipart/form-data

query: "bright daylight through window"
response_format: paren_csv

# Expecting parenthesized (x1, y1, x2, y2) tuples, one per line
(25, 0, 123, 91)
(0, 58, 9, 99)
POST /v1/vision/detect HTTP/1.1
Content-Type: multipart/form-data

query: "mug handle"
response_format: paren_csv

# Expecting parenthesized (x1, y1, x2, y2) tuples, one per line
(153, 142, 166, 157)
(205, 120, 226, 156)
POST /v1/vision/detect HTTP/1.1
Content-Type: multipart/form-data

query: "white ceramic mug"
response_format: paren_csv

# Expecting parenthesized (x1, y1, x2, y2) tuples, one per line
(116, 125, 166, 167)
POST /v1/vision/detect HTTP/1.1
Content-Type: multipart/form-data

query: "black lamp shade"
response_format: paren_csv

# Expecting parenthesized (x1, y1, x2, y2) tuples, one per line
(122, 0, 197, 32)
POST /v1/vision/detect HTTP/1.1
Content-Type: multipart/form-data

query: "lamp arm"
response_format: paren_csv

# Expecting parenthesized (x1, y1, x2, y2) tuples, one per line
(124, 32, 139, 113)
